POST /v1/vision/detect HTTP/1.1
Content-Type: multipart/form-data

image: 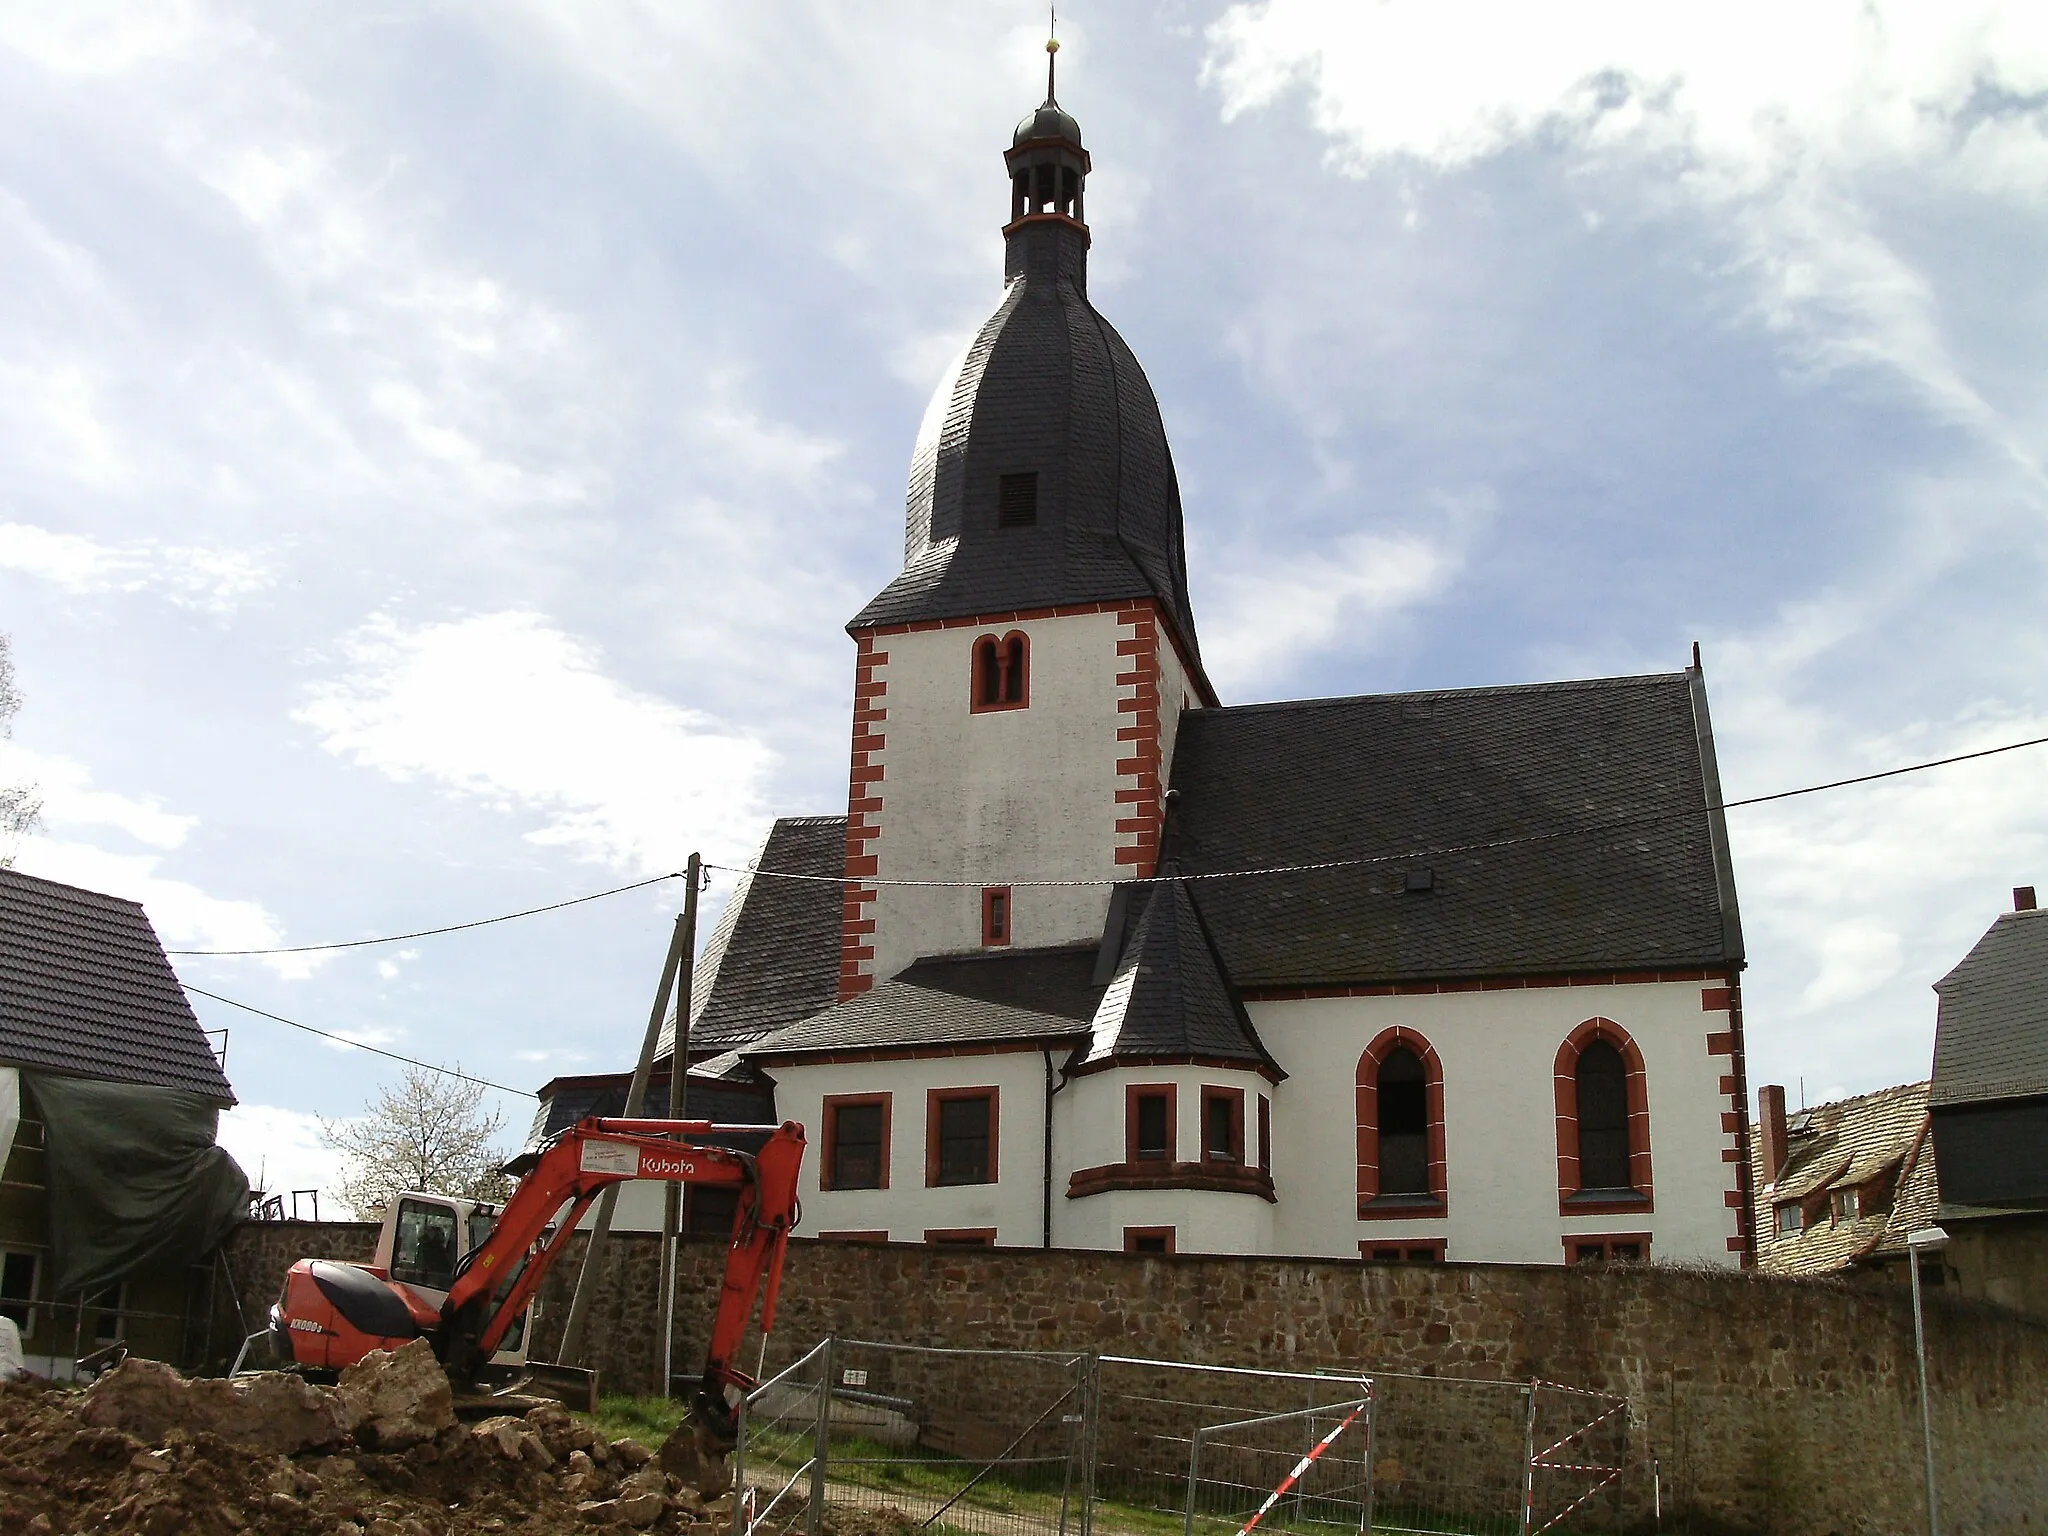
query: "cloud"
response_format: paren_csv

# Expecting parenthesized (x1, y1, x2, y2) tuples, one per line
(0, 521, 273, 614)
(1202, 2, 2048, 451)
(0, 741, 196, 849)
(0, 739, 316, 977)
(1204, 530, 1461, 694)
(215, 1103, 336, 1212)
(296, 611, 777, 873)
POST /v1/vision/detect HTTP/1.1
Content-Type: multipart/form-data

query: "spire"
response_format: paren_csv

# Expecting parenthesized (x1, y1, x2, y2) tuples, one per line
(1047, 8, 1060, 104)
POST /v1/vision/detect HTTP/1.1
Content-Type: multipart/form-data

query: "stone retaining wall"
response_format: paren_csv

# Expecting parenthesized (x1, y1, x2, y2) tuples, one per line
(220, 1225, 2048, 1534)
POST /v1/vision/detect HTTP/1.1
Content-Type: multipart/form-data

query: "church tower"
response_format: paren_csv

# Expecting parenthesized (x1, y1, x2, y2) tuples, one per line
(838, 50, 1216, 997)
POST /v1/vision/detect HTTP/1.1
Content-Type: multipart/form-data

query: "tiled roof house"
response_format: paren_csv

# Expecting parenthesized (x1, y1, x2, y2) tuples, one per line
(0, 868, 244, 1375)
(1749, 1081, 1938, 1278)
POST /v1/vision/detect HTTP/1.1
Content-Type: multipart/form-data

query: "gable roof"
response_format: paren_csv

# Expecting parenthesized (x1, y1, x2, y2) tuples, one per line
(1749, 1081, 1936, 1277)
(657, 816, 847, 1063)
(1930, 907, 2048, 1108)
(1167, 671, 1743, 989)
(0, 868, 234, 1103)
(1082, 877, 1276, 1075)
(746, 946, 1099, 1062)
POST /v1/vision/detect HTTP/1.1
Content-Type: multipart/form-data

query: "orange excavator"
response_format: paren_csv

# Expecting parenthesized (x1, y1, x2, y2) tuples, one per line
(268, 1117, 805, 1455)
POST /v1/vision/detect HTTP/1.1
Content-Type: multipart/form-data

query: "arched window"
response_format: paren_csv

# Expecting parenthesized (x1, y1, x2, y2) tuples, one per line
(1356, 1028, 1446, 1216)
(970, 631, 1029, 711)
(1554, 1018, 1653, 1212)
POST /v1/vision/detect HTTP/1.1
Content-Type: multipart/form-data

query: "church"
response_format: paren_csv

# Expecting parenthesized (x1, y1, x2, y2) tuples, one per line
(539, 65, 1754, 1269)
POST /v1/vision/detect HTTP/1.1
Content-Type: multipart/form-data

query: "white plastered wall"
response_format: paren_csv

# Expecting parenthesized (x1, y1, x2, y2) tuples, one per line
(1150, 622, 1197, 786)
(864, 615, 1125, 982)
(774, 1053, 1053, 1245)
(1254, 981, 1740, 1265)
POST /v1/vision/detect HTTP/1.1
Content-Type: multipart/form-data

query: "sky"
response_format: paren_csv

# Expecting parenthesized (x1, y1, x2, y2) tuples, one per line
(2, 1, 2045, 1211)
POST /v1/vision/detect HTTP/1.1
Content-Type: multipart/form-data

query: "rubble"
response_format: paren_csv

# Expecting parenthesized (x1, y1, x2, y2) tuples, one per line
(336, 1341, 454, 1451)
(0, 1369, 747, 1535)
(77, 1357, 349, 1454)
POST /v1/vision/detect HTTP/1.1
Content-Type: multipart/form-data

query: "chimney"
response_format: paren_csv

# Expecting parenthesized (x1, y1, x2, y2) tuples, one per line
(2016, 886, 2037, 912)
(1758, 1084, 1789, 1186)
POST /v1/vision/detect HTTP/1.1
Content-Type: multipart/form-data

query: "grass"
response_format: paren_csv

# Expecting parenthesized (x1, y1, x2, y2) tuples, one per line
(585, 1392, 690, 1450)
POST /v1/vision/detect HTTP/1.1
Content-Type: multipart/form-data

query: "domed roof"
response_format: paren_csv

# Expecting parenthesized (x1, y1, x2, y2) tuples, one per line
(1013, 100, 1083, 148)
(850, 217, 1202, 671)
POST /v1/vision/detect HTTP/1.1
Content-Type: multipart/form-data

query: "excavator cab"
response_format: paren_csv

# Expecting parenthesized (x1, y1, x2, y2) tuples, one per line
(377, 1194, 533, 1370)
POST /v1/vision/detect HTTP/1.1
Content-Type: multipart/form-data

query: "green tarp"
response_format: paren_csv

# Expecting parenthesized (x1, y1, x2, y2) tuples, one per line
(26, 1074, 248, 1298)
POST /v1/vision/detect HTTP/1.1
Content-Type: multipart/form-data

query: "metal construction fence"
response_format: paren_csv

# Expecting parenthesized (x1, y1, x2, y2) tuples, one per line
(729, 1339, 1628, 1536)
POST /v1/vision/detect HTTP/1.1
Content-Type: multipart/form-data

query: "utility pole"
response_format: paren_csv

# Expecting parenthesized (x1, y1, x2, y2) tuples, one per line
(556, 899, 691, 1369)
(660, 852, 702, 1396)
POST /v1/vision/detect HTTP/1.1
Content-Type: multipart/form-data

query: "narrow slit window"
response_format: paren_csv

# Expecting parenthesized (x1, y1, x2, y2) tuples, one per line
(982, 886, 1011, 947)
(998, 472, 1039, 527)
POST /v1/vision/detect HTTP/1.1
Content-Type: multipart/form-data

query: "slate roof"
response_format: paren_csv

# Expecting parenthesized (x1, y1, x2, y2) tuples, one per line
(1750, 1082, 1938, 1277)
(850, 210, 1204, 676)
(746, 947, 1100, 1061)
(1167, 672, 1743, 988)
(0, 867, 234, 1102)
(522, 1067, 775, 1153)
(656, 816, 846, 1063)
(1929, 908, 2048, 1107)
(1082, 876, 1276, 1074)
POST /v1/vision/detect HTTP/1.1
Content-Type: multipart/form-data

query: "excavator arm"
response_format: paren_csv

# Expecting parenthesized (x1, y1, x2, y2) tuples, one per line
(438, 1116, 806, 1446)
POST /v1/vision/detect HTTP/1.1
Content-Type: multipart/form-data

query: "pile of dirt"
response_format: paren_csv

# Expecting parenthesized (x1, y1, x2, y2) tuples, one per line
(0, 1356, 739, 1536)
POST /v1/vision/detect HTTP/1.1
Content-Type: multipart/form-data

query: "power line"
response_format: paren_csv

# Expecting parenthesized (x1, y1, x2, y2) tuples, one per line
(167, 728, 2048, 948)
(711, 730, 2048, 890)
(167, 871, 682, 957)
(184, 984, 537, 1098)
(1717, 731, 2048, 809)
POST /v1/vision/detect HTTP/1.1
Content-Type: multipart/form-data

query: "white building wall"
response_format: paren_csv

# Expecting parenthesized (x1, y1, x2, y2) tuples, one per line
(1150, 624, 1197, 786)
(773, 1052, 1053, 1246)
(1254, 980, 1740, 1265)
(864, 615, 1125, 983)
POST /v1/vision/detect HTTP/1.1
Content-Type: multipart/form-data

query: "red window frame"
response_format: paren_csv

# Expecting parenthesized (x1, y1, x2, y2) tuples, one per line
(1124, 1226, 1177, 1255)
(981, 886, 1012, 947)
(925, 1228, 997, 1247)
(926, 1087, 1000, 1187)
(969, 631, 1030, 712)
(820, 1093, 891, 1191)
(1200, 1086, 1245, 1165)
(1257, 1094, 1271, 1171)
(1355, 1028, 1448, 1217)
(1359, 1240, 1447, 1264)
(1553, 1018, 1655, 1215)
(1565, 1234, 1651, 1265)
(1125, 1083, 1178, 1163)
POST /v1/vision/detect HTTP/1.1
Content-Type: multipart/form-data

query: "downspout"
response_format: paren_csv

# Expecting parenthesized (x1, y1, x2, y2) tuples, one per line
(1043, 1050, 1065, 1250)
